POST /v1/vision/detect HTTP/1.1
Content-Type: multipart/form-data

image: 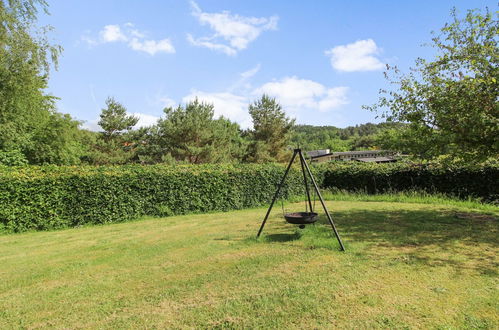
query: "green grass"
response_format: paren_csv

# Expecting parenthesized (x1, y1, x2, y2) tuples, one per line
(0, 200, 498, 328)
(312, 189, 497, 212)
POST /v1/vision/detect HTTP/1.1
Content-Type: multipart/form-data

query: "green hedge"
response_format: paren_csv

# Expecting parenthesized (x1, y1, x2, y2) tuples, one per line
(0, 162, 497, 233)
(321, 162, 499, 202)
(0, 164, 311, 232)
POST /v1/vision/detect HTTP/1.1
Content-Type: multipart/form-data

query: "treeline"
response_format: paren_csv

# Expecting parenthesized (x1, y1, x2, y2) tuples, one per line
(290, 122, 406, 152)
(1, 85, 405, 166)
(0, 93, 297, 166)
(80, 95, 294, 165)
(86, 97, 404, 165)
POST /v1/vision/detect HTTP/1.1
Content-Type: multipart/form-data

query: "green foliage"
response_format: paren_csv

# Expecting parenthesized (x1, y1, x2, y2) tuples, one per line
(79, 97, 140, 165)
(0, 149, 27, 166)
(24, 112, 86, 165)
(375, 126, 439, 157)
(0, 162, 496, 232)
(366, 7, 499, 161)
(290, 122, 406, 152)
(0, 0, 58, 150)
(83, 137, 136, 165)
(0, 164, 308, 232)
(246, 95, 295, 162)
(150, 99, 245, 164)
(322, 161, 498, 202)
(0, 0, 87, 165)
(98, 97, 138, 140)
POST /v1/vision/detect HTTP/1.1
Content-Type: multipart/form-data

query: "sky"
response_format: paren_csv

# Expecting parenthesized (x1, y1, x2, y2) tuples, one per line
(38, 0, 496, 130)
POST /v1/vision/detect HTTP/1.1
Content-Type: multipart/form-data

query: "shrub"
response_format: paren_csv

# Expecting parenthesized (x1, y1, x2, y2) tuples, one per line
(0, 162, 496, 233)
(0, 164, 308, 232)
(0, 150, 28, 166)
(321, 162, 498, 202)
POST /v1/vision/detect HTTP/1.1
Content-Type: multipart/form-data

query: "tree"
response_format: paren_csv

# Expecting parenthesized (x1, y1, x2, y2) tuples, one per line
(0, 0, 58, 153)
(98, 97, 138, 140)
(374, 127, 441, 158)
(366, 7, 498, 161)
(82, 97, 139, 165)
(25, 112, 86, 165)
(0, 1, 89, 165)
(246, 95, 295, 163)
(153, 99, 244, 164)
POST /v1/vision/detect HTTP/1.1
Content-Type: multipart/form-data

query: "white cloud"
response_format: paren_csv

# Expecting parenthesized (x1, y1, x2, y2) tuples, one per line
(325, 39, 384, 72)
(82, 112, 160, 131)
(178, 72, 349, 129)
(147, 89, 178, 109)
(129, 38, 175, 55)
(253, 76, 349, 112)
(82, 23, 175, 55)
(100, 25, 127, 42)
(182, 90, 252, 128)
(80, 33, 98, 46)
(188, 1, 278, 55)
(81, 120, 100, 132)
(179, 75, 348, 129)
(318, 87, 349, 111)
(157, 96, 176, 108)
(131, 113, 160, 128)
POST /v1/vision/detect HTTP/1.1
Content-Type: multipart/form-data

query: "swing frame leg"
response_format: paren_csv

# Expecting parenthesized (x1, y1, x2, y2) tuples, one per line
(298, 151, 345, 251)
(256, 150, 298, 238)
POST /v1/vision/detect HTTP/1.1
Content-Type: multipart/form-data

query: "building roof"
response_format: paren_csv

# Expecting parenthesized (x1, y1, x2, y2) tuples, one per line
(355, 157, 397, 163)
(310, 150, 394, 159)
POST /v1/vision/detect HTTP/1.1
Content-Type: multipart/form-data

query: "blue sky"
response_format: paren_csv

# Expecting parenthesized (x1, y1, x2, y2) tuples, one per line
(39, 0, 496, 129)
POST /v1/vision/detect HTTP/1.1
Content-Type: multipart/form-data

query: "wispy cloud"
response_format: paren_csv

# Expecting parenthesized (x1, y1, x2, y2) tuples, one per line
(227, 63, 261, 93)
(82, 23, 175, 55)
(188, 1, 278, 56)
(240, 63, 261, 79)
(325, 39, 384, 72)
(128, 38, 175, 56)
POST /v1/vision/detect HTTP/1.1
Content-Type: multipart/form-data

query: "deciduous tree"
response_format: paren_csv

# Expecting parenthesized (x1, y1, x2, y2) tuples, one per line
(366, 7, 498, 161)
(0, 0, 86, 165)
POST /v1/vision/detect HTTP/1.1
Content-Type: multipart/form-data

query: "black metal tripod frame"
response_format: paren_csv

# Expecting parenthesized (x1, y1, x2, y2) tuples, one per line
(256, 149, 345, 251)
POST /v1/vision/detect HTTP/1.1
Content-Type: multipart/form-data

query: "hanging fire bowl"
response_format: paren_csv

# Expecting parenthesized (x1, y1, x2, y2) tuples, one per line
(284, 212, 318, 225)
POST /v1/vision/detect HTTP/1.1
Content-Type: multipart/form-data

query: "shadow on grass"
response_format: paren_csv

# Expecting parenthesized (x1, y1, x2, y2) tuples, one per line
(332, 209, 497, 246)
(264, 232, 302, 242)
(258, 208, 498, 274)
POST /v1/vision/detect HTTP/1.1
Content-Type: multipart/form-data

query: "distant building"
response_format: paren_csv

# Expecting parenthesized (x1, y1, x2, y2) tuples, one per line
(306, 149, 330, 158)
(309, 150, 399, 163)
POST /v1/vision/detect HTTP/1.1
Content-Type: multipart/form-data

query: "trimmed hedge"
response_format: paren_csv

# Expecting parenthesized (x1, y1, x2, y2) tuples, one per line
(0, 162, 497, 232)
(0, 164, 310, 232)
(322, 162, 499, 202)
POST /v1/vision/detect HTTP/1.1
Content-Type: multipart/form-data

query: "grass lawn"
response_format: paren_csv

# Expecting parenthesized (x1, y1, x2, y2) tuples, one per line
(0, 199, 498, 328)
